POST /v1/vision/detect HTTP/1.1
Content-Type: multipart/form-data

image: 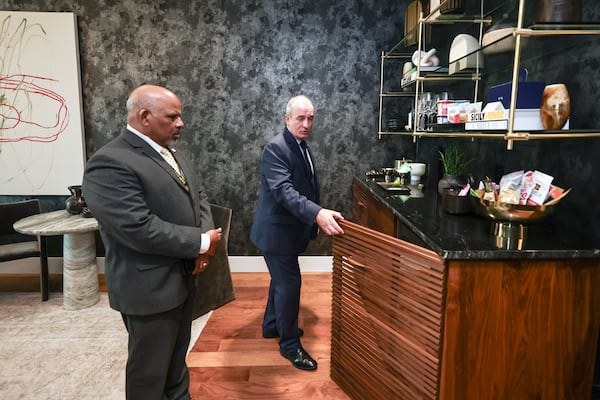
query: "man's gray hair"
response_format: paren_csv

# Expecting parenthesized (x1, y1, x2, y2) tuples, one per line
(286, 95, 312, 116)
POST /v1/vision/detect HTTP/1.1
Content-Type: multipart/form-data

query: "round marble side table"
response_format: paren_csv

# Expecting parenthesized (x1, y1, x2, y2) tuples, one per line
(14, 210, 100, 310)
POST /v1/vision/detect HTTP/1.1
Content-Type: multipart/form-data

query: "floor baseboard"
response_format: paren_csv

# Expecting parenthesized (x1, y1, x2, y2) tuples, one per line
(0, 255, 333, 274)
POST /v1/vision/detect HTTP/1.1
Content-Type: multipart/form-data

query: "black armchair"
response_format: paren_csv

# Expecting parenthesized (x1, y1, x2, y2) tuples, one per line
(0, 199, 49, 301)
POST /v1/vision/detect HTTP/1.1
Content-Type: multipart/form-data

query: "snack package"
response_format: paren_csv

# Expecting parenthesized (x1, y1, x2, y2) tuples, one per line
(527, 170, 554, 205)
(519, 170, 535, 205)
(498, 170, 523, 204)
(547, 184, 565, 202)
(482, 178, 496, 202)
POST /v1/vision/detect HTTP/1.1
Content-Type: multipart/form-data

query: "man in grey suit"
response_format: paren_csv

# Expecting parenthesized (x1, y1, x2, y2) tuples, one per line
(82, 84, 222, 399)
(250, 95, 344, 371)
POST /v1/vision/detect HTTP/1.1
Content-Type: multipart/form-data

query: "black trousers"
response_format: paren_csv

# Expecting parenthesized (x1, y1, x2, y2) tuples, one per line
(120, 282, 195, 400)
(262, 253, 302, 352)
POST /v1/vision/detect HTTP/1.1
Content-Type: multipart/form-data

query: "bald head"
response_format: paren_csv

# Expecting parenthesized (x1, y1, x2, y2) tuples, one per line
(126, 84, 184, 147)
(127, 85, 176, 121)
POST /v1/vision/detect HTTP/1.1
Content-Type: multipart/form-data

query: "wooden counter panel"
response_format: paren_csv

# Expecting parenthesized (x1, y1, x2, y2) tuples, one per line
(352, 178, 396, 236)
(332, 220, 446, 400)
(441, 258, 600, 400)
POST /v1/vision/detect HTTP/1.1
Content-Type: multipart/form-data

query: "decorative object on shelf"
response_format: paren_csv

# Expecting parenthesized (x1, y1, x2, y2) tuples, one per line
(482, 14, 516, 54)
(449, 34, 483, 75)
(429, 0, 442, 18)
(536, 0, 582, 24)
(489, 68, 545, 109)
(440, 0, 465, 15)
(412, 48, 440, 67)
(438, 145, 470, 194)
(404, 0, 422, 46)
(65, 185, 87, 215)
(430, 0, 466, 16)
(540, 83, 570, 130)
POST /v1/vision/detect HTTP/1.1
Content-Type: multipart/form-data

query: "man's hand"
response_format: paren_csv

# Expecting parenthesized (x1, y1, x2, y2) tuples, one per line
(193, 254, 211, 275)
(316, 208, 345, 235)
(193, 228, 223, 275)
(205, 227, 222, 256)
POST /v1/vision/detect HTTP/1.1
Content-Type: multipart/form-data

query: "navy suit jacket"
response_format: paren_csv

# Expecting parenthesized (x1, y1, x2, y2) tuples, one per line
(82, 130, 214, 315)
(250, 128, 321, 255)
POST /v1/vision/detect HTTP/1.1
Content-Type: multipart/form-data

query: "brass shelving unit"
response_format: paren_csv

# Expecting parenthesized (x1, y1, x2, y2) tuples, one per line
(378, 0, 600, 149)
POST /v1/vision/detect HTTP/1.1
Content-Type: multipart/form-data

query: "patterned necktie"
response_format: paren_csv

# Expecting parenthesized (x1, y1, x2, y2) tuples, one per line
(160, 147, 188, 190)
(300, 141, 313, 179)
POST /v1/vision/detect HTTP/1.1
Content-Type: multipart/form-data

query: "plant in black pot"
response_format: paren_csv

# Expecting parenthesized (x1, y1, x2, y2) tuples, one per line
(438, 145, 471, 194)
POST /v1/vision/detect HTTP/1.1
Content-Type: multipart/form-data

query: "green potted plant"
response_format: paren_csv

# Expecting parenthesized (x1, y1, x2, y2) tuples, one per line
(438, 145, 470, 194)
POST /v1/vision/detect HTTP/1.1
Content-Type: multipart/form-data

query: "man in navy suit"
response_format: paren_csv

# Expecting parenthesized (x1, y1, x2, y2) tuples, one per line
(250, 95, 344, 371)
(83, 85, 222, 399)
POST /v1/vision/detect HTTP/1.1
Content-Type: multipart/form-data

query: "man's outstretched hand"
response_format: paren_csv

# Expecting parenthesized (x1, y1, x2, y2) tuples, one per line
(316, 209, 344, 235)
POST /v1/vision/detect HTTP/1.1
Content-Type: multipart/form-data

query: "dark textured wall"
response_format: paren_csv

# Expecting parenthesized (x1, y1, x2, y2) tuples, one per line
(4, 0, 411, 255)
(3, 0, 599, 256)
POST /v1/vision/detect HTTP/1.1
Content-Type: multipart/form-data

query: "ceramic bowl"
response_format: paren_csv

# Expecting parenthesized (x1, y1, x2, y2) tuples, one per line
(408, 162, 426, 183)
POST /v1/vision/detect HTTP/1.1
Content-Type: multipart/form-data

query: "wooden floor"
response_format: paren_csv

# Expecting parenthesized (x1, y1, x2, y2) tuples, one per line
(0, 272, 350, 398)
(187, 272, 351, 400)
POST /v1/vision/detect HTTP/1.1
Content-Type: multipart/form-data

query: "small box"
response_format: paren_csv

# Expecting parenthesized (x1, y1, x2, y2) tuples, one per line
(489, 80, 546, 109)
(465, 108, 569, 131)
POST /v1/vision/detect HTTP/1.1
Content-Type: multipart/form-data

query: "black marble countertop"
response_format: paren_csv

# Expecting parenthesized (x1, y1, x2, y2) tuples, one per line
(355, 176, 600, 260)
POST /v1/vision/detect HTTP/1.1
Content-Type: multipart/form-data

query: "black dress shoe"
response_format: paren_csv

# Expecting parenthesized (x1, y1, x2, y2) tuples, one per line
(279, 347, 317, 371)
(262, 328, 304, 339)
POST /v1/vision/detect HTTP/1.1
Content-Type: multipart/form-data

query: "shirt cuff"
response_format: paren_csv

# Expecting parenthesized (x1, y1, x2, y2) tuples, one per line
(199, 233, 210, 254)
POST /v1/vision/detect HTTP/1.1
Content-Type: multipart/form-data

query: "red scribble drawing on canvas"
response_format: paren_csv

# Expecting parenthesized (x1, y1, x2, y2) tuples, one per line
(0, 15, 70, 144)
(0, 73, 69, 143)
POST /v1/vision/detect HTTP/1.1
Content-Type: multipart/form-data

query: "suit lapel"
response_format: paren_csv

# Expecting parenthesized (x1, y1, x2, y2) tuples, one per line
(122, 131, 192, 195)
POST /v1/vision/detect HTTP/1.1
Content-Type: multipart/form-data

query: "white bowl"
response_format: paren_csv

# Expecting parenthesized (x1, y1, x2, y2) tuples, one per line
(408, 163, 426, 183)
(408, 162, 426, 176)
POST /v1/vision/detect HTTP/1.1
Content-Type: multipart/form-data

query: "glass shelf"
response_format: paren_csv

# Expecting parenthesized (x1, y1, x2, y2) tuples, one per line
(378, 129, 600, 141)
(380, 92, 415, 98)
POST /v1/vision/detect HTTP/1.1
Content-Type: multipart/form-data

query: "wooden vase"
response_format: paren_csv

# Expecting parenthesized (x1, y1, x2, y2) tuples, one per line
(540, 83, 570, 130)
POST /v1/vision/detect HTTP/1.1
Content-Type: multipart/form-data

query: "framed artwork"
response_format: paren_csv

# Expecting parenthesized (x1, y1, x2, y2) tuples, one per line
(0, 11, 86, 195)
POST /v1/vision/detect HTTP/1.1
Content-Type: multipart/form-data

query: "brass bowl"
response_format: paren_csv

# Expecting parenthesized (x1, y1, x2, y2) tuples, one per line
(470, 196, 556, 224)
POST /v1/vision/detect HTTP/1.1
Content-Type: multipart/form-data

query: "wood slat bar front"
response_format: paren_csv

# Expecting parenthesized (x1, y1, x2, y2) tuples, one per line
(331, 220, 446, 400)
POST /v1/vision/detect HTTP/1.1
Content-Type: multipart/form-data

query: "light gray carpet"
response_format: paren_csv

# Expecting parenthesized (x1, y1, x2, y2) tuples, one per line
(0, 293, 210, 400)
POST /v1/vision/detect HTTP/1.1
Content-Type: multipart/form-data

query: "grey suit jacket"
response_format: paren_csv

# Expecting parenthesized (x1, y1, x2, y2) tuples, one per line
(82, 130, 214, 315)
(250, 128, 321, 255)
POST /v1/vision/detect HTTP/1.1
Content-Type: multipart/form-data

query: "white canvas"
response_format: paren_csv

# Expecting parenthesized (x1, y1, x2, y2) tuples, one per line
(0, 11, 86, 195)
